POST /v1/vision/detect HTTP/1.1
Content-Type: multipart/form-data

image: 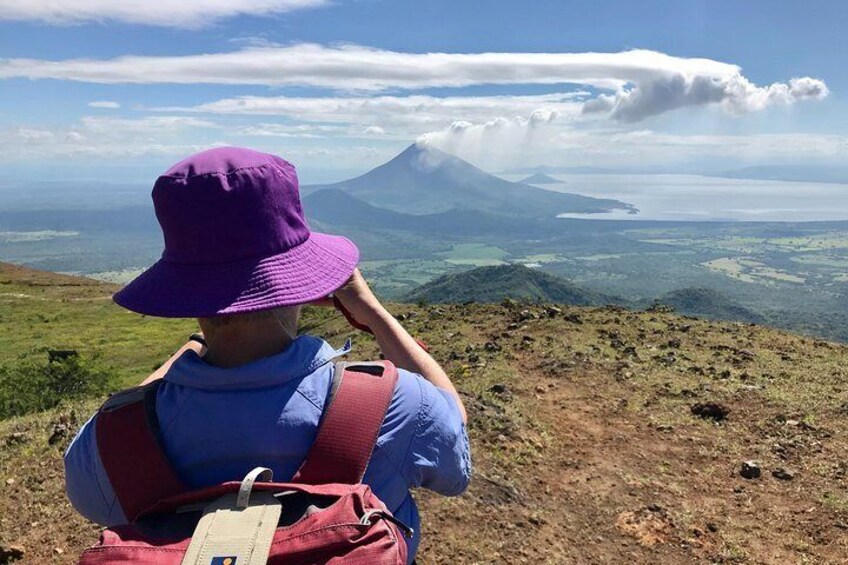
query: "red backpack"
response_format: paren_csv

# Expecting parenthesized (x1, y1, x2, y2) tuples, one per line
(79, 361, 411, 565)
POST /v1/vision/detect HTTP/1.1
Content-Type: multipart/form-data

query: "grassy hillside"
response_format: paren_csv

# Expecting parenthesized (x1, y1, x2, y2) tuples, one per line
(0, 262, 193, 389)
(403, 264, 619, 306)
(2, 264, 848, 563)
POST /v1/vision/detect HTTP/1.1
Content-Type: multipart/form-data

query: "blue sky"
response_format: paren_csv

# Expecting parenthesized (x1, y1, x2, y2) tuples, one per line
(0, 0, 845, 183)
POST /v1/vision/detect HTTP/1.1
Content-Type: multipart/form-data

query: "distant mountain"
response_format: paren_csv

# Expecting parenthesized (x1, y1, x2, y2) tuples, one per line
(718, 165, 848, 185)
(507, 165, 620, 175)
(304, 188, 410, 227)
(653, 287, 764, 324)
(520, 173, 563, 185)
(305, 143, 634, 218)
(304, 188, 569, 237)
(403, 264, 621, 305)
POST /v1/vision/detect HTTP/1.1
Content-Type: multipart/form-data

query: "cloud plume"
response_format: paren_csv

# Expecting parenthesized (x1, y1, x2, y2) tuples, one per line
(583, 73, 829, 122)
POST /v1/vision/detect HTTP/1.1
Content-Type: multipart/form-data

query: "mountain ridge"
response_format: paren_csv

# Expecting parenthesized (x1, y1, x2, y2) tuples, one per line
(653, 287, 765, 324)
(403, 264, 622, 306)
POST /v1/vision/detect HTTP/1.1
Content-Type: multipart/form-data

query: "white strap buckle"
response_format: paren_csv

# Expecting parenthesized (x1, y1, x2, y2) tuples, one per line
(237, 467, 273, 509)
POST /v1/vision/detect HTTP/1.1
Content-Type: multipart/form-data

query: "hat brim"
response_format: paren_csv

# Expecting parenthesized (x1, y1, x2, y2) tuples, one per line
(113, 232, 359, 318)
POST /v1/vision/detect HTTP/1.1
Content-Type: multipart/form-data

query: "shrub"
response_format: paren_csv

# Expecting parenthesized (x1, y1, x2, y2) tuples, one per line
(0, 352, 110, 419)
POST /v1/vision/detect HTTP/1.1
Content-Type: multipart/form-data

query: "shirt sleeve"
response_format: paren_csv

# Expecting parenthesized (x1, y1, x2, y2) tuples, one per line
(398, 370, 472, 496)
(63, 413, 125, 526)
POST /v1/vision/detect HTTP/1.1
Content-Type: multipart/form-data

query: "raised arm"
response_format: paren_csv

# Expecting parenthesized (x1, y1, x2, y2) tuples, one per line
(333, 269, 467, 423)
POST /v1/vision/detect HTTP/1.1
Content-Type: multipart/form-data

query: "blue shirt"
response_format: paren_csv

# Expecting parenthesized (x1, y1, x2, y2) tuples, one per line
(64, 335, 471, 562)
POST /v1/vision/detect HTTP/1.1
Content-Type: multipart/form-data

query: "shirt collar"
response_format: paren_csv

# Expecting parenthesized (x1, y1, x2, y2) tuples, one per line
(163, 335, 351, 391)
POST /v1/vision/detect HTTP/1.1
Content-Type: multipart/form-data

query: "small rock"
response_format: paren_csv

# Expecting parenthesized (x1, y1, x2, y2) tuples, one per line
(5, 478, 14, 486)
(0, 545, 25, 562)
(5, 432, 29, 446)
(740, 461, 761, 479)
(48, 423, 70, 445)
(53, 548, 64, 555)
(622, 345, 638, 357)
(489, 383, 510, 395)
(535, 385, 547, 394)
(690, 402, 730, 422)
(563, 313, 583, 324)
(544, 306, 562, 318)
(772, 468, 795, 481)
(483, 341, 502, 352)
(518, 309, 536, 322)
(528, 513, 545, 526)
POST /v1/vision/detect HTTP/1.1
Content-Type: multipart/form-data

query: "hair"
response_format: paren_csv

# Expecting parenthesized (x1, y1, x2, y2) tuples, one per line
(199, 306, 301, 339)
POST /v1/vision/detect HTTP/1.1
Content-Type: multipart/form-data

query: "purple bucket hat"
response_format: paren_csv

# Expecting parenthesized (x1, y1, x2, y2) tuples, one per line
(113, 147, 359, 318)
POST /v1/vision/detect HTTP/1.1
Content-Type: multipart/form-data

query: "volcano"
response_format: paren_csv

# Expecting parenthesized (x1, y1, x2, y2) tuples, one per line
(305, 143, 634, 218)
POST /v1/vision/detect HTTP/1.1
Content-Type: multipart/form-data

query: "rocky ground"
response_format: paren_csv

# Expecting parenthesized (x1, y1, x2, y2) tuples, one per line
(2, 264, 848, 563)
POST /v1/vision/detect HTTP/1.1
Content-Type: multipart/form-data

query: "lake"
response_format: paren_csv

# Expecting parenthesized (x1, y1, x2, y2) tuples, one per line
(500, 174, 848, 222)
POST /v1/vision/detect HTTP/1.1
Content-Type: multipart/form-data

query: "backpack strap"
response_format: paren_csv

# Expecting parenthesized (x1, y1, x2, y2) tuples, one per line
(293, 361, 398, 485)
(95, 380, 186, 522)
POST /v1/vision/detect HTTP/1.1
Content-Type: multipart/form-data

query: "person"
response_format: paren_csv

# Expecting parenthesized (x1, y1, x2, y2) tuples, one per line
(63, 146, 471, 563)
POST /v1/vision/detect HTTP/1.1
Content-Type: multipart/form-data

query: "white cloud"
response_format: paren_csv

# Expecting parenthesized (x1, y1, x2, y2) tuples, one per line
(1, 44, 826, 122)
(87, 100, 121, 109)
(2, 116, 221, 159)
(583, 73, 829, 122)
(167, 93, 585, 133)
(238, 123, 347, 138)
(0, 45, 711, 90)
(13, 127, 55, 142)
(0, 0, 327, 28)
(79, 115, 218, 133)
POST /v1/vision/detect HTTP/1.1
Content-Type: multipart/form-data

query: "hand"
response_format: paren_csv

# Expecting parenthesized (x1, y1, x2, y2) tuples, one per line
(331, 269, 389, 329)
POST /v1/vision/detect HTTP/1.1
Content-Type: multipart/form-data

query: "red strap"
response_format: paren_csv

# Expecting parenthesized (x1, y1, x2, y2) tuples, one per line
(293, 361, 398, 485)
(95, 382, 185, 522)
